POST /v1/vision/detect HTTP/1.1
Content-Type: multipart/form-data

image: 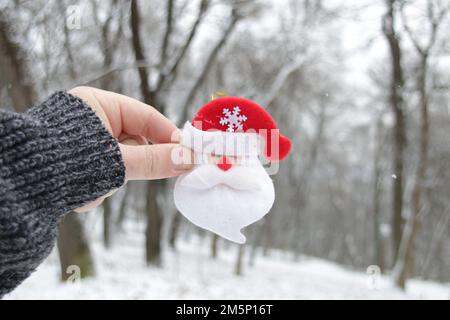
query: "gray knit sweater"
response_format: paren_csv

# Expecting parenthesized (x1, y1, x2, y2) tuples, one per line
(0, 91, 125, 298)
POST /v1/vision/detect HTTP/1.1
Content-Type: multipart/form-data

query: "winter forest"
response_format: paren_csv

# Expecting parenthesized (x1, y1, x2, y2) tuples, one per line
(1, 0, 450, 299)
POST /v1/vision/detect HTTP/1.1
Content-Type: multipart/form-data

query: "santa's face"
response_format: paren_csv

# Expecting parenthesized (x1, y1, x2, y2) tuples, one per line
(174, 159, 274, 243)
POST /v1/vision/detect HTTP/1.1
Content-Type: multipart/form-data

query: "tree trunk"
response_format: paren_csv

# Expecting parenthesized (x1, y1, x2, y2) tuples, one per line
(145, 180, 162, 266)
(249, 225, 264, 267)
(103, 197, 113, 249)
(130, 0, 165, 266)
(234, 245, 245, 276)
(211, 234, 219, 259)
(57, 0, 77, 80)
(394, 54, 430, 289)
(393, 0, 447, 287)
(116, 184, 130, 230)
(382, 0, 406, 263)
(168, 213, 181, 249)
(291, 102, 326, 258)
(57, 212, 95, 281)
(420, 206, 450, 278)
(50, 6, 97, 280)
(372, 116, 385, 272)
(261, 215, 273, 257)
(130, 0, 155, 104)
(0, 12, 36, 111)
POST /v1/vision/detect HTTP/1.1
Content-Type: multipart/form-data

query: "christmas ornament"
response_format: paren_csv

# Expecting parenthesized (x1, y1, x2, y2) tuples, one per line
(174, 96, 292, 243)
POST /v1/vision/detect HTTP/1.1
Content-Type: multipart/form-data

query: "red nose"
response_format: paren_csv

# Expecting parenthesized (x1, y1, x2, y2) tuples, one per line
(217, 156, 232, 171)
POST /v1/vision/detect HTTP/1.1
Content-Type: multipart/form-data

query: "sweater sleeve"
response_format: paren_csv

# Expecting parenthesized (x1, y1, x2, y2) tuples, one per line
(0, 91, 125, 297)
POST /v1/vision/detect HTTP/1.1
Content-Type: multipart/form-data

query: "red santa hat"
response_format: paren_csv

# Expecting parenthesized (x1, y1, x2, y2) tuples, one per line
(181, 96, 292, 161)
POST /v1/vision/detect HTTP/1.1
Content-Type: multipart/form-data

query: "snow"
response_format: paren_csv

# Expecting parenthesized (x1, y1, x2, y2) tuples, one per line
(4, 221, 449, 300)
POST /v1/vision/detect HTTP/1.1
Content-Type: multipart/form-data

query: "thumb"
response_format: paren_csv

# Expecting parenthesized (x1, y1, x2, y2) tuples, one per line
(119, 143, 194, 181)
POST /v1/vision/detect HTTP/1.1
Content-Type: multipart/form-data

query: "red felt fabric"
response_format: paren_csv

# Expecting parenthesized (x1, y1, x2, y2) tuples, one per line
(217, 155, 233, 171)
(191, 97, 292, 161)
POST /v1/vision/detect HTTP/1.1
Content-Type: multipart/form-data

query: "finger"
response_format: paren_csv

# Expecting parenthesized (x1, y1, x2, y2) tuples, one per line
(74, 188, 119, 213)
(89, 87, 178, 143)
(119, 133, 148, 146)
(119, 143, 194, 181)
(172, 129, 181, 143)
(75, 198, 105, 213)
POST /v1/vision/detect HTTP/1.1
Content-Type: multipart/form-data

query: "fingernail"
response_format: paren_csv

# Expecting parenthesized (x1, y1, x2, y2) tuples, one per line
(171, 129, 182, 143)
(172, 145, 195, 171)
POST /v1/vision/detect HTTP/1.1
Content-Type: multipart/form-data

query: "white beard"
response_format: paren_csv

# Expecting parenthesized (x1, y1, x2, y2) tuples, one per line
(174, 162, 275, 243)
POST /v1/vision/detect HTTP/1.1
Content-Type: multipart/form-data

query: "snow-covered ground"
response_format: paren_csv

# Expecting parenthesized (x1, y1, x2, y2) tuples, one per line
(5, 225, 449, 300)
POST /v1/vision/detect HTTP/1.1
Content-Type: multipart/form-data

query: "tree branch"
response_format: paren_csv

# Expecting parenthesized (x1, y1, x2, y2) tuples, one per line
(57, 0, 77, 79)
(400, 0, 449, 57)
(154, 0, 175, 93)
(130, 0, 154, 105)
(76, 61, 155, 87)
(160, 0, 209, 90)
(159, 0, 175, 69)
(177, 9, 240, 126)
(260, 57, 305, 109)
(0, 11, 36, 111)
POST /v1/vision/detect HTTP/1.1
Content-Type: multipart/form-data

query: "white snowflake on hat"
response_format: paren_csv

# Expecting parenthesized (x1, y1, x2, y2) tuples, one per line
(219, 106, 248, 132)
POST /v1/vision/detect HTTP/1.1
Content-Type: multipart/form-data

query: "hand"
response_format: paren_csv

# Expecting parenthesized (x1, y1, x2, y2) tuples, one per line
(69, 86, 193, 212)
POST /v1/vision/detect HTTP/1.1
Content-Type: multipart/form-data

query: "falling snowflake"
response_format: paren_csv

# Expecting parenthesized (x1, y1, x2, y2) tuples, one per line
(219, 106, 247, 132)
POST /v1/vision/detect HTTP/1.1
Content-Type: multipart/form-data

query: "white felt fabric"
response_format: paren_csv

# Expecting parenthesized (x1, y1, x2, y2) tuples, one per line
(180, 121, 260, 157)
(174, 162, 275, 244)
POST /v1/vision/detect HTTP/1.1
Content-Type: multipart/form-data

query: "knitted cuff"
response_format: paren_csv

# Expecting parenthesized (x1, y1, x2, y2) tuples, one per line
(2, 91, 125, 218)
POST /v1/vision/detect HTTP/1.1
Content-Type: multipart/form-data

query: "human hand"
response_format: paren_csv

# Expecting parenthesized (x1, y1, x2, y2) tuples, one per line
(68, 86, 193, 212)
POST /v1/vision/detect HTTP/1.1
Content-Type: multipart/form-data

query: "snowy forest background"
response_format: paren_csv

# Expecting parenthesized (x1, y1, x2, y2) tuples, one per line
(1, 0, 450, 299)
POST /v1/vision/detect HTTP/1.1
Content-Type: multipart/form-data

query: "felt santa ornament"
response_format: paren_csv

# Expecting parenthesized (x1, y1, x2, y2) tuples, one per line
(174, 96, 291, 243)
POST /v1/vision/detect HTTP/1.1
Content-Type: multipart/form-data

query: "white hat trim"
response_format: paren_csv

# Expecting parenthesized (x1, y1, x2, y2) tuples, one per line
(180, 121, 260, 157)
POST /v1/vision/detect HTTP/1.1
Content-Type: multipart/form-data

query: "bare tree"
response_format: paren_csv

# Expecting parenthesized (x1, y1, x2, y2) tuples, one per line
(0, 11, 36, 111)
(56, 0, 76, 80)
(291, 100, 326, 258)
(419, 205, 450, 278)
(393, 0, 448, 289)
(57, 212, 94, 280)
(116, 184, 131, 230)
(130, 0, 155, 106)
(178, 8, 241, 125)
(168, 211, 181, 249)
(234, 245, 245, 276)
(103, 197, 113, 249)
(211, 234, 219, 259)
(145, 181, 163, 266)
(91, 0, 124, 90)
(89, 0, 125, 249)
(130, 0, 164, 265)
(161, 0, 209, 90)
(382, 0, 407, 263)
(372, 114, 386, 272)
(53, 2, 95, 278)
